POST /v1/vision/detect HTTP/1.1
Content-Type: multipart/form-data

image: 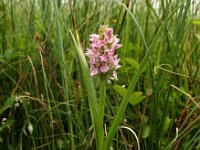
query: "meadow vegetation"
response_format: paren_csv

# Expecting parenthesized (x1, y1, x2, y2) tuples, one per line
(0, 0, 200, 149)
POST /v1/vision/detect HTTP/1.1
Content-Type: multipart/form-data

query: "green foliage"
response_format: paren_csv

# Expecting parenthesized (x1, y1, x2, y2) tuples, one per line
(0, 96, 15, 143)
(114, 84, 145, 105)
(192, 20, 200, 25)
(124, 58, 140, 69)
(0, 96, 15, 115)
(0, 0, 199, 149)
(141, 125, 150, 139)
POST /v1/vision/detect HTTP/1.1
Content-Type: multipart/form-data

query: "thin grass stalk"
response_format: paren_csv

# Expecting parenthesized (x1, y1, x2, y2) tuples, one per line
(103, 1, 184, 149)
(11, 0, 16, 48)
(39, 49, 54, 149)
(158, 87, 171, 149)
(166, 115, 200, 150)
(28, 0, 35, 41)
(185, 129, 200, 149)
(173, 0, 191, 68)
(53, 0, 75, 149)
(1, 0, 7, 52)
(164, 101, 199, 149)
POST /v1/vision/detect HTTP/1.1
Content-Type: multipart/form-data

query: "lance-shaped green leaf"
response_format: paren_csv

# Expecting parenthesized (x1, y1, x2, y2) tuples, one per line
(70, 31, 103, 150)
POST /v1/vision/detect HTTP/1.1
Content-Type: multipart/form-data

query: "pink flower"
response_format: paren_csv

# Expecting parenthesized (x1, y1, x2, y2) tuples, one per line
(106, 29, 113, 37)
(100, 63, 110, 73)
(90, 65, 99, 76)
(90, 34, 99, 42)
(112, 55, 120, 66)
(85, 48, 93, 57)
(104, 28, 114, 43)
(100, 52, 108, 62)
(112, 37, 122, 49)
(90, 34, 105, 48)
(85, 25, 121, 80)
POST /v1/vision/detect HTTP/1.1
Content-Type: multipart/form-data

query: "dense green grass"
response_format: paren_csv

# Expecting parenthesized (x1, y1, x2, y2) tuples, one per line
(0, 0, 200, 149)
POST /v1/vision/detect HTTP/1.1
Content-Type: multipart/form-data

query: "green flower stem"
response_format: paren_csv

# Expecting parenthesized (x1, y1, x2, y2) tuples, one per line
(99, 78, 107, 149)
(99, 78, 107, 121)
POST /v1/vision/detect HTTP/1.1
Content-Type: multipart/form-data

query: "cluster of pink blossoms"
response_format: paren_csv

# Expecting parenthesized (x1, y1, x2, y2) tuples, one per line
(85, 25, 122, 80)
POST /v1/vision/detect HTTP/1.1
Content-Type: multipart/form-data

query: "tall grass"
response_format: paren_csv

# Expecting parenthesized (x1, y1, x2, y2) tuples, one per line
(0, 0, 200, 149)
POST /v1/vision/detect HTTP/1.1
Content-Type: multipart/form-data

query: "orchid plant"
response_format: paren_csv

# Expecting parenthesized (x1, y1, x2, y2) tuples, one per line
(85, 25, 122, 149)
(71, 22, 148, 150)
(71, 2, 175, 148)
(85, 25, 121, 80)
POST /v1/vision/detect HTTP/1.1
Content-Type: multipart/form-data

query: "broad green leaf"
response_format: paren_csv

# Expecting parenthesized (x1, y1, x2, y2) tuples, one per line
(142, 125, 150, 139)
(4, 96, 16, 107)
(129, 92, 145, 106)
(0, 96, 16, 115)
(164, 116, 171, 133)
(113, 84, 126, 96)
(124, 58, 140, 69)
(113, 85, 145, 106)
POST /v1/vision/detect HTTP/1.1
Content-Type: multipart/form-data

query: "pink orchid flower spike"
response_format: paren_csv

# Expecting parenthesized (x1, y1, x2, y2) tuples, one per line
(85, 25, 122, 80)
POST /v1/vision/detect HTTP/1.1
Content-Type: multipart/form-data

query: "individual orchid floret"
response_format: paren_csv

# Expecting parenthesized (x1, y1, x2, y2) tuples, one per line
(85, 25, 122, 80)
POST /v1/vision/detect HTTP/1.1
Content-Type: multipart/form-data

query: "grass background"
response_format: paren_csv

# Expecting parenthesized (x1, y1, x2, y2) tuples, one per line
(0, 0, 200, 149)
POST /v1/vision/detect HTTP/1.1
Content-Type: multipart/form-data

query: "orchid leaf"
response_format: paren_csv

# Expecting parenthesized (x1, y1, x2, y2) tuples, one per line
(114, 85, 145, 106)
